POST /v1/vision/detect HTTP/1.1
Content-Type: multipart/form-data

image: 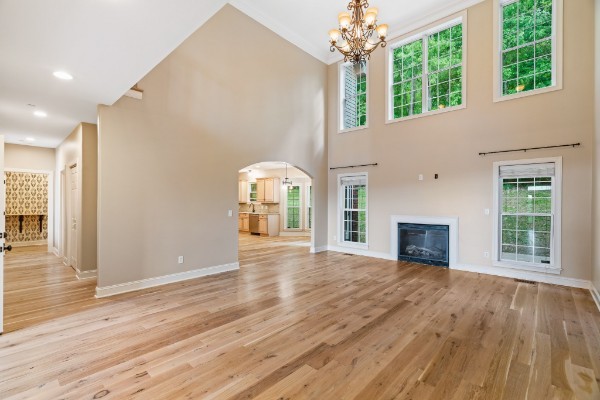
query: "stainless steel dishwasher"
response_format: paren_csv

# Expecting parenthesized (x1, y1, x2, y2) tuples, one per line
(249, 214, 259, 234)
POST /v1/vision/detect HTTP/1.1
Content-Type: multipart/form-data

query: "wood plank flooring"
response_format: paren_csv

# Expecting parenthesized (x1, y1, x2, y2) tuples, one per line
(3, 245, 101, 332)
(1, 235, 600, 399)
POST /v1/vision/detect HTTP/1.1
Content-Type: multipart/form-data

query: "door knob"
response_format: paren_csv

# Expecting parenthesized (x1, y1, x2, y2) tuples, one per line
(2, 244, 12, 252)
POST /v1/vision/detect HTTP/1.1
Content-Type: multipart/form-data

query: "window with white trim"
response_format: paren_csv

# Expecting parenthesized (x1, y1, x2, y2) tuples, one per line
(339, 62, 367, 131)
(388, 15, 465, 121)
(249, 182, 257, 202)
(339, 174, 367, 245)
(306, 185, 312, 230)
(495, 0, 562, 99)
(493, 159, 561, 273)
(285, 185, 301, 229)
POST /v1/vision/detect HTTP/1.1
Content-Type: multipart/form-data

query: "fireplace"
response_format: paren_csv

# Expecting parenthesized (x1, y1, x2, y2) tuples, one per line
(397, 223, 449, 267)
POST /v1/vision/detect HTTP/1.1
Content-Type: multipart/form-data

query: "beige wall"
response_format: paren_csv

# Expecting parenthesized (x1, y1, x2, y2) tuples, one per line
(55, 123, 98, 272)
(4, 143, 55, 171)
(97, 5, 327, 287)
(593, 0, 600, 292)
(328, 0, 594, 280)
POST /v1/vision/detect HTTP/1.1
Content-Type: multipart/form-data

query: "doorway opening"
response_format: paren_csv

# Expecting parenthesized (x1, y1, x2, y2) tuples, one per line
(237, 161, 313, 262)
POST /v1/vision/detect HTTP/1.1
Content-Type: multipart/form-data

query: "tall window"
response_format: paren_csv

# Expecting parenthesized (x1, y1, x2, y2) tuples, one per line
(388, 15, 465, 121)
(495, 0, 562, 100)
(339, 174, 367, 246)
(286, 185, 301, 229)
(306, 185, 312, 230)
(340, 62, 367, 131)
(494, 159, 561, 273)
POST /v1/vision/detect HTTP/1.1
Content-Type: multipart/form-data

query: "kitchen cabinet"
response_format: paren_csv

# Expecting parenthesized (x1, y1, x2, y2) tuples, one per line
(255, 178, 280, 203)
(258, 214, 279, 237)
(238, 213, 249, 232)
(238, 180, 248, 203)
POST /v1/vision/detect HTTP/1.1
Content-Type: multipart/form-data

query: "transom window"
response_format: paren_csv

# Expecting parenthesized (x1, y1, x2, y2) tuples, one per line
(339, 174, 367, 246)
(493, 159, 562, 274)
(339, 62, 367, 131)
(388, 15, 465, 121)
(495, 0, 562, 100)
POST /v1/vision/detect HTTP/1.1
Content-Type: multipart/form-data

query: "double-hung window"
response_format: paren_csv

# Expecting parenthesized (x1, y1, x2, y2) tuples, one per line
(339, 62, 368, 132)
(285, 185, 301, 230)
(306, 185, 312, 230)
(387, 13, 466, 122)
(493, 158, 562, 274)
(494, 0, 562, 100)
(339, 174, 368, 247)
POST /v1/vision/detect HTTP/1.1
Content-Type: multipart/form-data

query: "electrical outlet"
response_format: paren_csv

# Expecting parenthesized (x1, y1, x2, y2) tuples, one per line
(418, 174, 424, 181)
(483, 251, 489, 258)
(484, 208, 490, 215)
(178, 256, 184, 264)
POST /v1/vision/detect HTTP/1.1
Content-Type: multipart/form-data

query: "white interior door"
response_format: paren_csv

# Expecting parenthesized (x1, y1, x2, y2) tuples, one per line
(0, 136, 5, 333)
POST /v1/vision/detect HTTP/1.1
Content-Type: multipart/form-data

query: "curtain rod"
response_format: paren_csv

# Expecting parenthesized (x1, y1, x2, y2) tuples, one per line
(330, 163, 378, 171)
(479, 143, 581, 156)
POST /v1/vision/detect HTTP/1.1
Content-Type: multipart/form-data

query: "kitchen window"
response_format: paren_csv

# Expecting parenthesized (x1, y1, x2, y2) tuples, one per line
(386, 13, 466, 122)
(492, 158, 562, 274)
(339, 62, 368, 132)
(493, 0, 563, 101)
(286, 185, 302, 230)
(339, 174, 368, 247)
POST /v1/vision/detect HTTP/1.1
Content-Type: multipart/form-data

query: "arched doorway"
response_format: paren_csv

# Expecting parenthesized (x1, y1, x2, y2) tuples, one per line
(237, 161, 314, 262)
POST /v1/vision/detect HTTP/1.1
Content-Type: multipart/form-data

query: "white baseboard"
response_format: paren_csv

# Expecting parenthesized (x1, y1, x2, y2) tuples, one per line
(452, 263, 591, 289)
(327, 245, 395, 261)
(11, 240, 47, 247)
(95, 262, 240, 298)
(76, 269, 97, 280)
(310, 246, 328, 254)
(590, 283, 600, 312)
(52, 247, 59, 257)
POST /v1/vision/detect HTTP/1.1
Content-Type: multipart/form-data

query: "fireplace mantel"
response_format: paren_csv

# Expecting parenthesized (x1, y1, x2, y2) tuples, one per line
(389, 215, 459, 268)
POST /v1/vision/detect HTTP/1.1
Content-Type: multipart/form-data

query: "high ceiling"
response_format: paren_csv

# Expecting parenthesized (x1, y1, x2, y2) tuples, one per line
(0, 0, 482, 148)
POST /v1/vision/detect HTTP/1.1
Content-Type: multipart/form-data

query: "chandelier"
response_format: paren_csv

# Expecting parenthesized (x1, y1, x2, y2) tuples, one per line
(282, 163, 293, 187)
(328, 0, 389, 65)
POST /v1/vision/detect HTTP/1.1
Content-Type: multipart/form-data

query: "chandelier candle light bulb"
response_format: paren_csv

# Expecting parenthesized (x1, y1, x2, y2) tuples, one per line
(329, 0, 388, 64)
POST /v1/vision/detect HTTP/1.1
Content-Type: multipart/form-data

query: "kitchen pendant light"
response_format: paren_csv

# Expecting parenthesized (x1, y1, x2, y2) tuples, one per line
(282, 163, 293, 187)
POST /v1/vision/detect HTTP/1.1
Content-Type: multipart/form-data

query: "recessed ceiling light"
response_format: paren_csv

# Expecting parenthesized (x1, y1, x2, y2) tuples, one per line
(25, 137, 36, 142)
(34, 110, 47, 118)
(53, 71, 73, 80)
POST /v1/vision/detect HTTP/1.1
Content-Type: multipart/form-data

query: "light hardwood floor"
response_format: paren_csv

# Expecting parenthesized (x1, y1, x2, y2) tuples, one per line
(1, 235, 599, 399)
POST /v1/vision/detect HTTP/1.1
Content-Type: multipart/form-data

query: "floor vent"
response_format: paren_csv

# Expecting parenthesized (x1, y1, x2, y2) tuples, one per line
(514, 279, 537, 285)
(343, 253, 354, 256)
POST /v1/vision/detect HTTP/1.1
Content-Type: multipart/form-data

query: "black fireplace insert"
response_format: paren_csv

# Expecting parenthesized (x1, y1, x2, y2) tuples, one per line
(398, 223, 449, 267)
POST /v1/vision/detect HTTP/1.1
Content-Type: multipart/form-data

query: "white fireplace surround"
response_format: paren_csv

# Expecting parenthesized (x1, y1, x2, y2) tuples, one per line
(390, 215, 459, 268)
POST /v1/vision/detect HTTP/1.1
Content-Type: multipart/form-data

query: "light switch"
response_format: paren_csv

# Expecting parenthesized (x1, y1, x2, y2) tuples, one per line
(418, 174, 424, 181)
(228, 209, 233, 217)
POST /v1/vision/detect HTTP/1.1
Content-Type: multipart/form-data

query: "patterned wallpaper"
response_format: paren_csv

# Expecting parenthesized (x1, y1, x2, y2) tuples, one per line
(5, 172, 48, 215)
(6, 215, 48, 243)
(5, 172, 49, 244)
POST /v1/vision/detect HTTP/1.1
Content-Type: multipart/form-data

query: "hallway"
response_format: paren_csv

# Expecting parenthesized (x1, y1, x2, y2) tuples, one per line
(3, 246, 99, 333)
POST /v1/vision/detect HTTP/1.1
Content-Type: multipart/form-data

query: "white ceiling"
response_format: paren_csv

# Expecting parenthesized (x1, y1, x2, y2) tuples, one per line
(0, 0, 482, 148)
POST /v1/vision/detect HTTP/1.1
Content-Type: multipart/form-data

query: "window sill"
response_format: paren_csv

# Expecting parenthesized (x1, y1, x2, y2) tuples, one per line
(338, 124, 369, 134)
(385, 103, 466, 125)
(493, 84, 562, 103)
(337, 241, 369, 250)
(492, 260, 561, 275)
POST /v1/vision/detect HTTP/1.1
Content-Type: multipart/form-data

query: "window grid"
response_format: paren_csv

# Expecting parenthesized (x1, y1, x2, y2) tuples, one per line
(391, 40, 423, 119)
(390, 20, 463, 121)
(286, 185, 301, 229)
(342, 63, 367, 130)
(501, 0, 553, 95)
(500, 176, 552, 264)
(342, 184, 367, 244)
(427, 24, 463, 110)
